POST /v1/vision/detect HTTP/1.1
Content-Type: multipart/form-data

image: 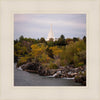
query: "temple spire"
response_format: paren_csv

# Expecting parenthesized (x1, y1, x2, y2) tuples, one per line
(46, 24, 55, 41)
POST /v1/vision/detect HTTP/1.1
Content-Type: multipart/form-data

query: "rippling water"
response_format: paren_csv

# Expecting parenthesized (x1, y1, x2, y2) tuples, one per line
(14, 63, 81, 86)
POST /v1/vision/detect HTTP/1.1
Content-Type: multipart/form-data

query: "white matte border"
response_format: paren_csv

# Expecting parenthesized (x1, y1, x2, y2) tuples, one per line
(0, 0, 100, 100)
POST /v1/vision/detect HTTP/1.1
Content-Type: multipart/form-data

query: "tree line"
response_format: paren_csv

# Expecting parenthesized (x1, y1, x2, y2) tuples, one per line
(14, 35, 86, 69)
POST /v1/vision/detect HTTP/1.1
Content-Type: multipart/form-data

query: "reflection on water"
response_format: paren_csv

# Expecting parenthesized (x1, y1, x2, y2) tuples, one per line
(14, 63, 81, 86)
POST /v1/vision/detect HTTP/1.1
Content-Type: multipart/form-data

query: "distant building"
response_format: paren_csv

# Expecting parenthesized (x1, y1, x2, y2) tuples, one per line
(46, 24, 55, 41)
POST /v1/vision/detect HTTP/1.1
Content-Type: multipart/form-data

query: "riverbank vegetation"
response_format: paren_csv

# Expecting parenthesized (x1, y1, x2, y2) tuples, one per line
(14, 35, 86, 85)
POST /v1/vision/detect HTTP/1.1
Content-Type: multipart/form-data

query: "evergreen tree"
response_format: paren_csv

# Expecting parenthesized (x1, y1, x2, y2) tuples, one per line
(58, 35, 66, 46)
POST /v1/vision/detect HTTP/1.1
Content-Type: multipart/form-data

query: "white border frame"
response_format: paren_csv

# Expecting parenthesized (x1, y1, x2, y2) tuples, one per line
(0, 0, 100, 100)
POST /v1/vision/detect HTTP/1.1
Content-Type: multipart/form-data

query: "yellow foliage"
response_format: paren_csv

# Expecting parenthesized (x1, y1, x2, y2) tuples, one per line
(39, 53, 51, 63)
(31, 44, 51, 63)
(31, 44, 46, 57)
(49, 46, 62, 56)
(17, 57, 27, 66)
(77, 48, 80, 52)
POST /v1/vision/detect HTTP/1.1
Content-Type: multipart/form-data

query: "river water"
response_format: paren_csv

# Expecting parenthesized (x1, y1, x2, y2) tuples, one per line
(14, 63, 81, 86)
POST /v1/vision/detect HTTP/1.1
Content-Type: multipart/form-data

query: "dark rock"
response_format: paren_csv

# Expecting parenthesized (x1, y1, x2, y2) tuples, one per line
(19, 62, 40, 73)
(74, 71, 86, 86)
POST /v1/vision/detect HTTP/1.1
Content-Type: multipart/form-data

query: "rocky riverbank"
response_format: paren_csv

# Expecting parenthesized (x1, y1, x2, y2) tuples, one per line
(17, 62, 86, 86)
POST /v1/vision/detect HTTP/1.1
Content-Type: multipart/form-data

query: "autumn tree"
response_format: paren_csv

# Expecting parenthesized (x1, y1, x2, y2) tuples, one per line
(49, 46, 62, 59)
(60, 40, 86, 67)
(31, 44, 52, 63)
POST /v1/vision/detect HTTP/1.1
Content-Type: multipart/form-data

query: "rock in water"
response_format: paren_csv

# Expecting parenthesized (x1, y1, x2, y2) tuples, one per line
(17, 67, 23, 71)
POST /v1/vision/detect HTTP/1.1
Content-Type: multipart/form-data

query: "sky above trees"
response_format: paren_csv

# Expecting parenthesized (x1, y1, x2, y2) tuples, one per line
(14, 14, 86, 40)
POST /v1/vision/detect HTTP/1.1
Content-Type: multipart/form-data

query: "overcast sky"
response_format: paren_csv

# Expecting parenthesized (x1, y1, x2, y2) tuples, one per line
(14, 14, 86, 40)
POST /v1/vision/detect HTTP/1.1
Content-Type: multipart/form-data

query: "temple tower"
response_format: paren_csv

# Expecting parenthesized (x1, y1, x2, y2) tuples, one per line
(46, 24, 55, 41)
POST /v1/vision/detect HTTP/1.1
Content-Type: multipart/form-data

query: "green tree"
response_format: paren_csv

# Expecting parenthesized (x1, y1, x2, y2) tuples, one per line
(46, 47, 54, 58)
(39, 37, 46, 43)
(19, 35, 24, 42)
(73, 37, 79, 42)
(47, 40, 54, 47)
(14, 39, 18, 44)
(83, 36, 86, 43)
(58, 35, 66, 46)
(65, 38, 73, 45)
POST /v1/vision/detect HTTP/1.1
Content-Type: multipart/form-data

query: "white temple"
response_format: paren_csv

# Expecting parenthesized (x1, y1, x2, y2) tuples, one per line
(46, 24, 55, 41)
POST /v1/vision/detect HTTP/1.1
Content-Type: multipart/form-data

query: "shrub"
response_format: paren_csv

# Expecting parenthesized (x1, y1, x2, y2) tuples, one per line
(17, 56, 30, 67)
(60, 59, 66, 66)
(48, 62, 58, 69)
(17, 57, 27, 67)
(55, 59, 61, 66)
(60, 40, 86, 66)
(76, 62, 84, 67)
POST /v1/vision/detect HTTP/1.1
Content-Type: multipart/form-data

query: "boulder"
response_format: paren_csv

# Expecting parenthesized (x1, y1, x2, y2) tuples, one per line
(74, 72, 86, 86)
(18, 62, 40, 73)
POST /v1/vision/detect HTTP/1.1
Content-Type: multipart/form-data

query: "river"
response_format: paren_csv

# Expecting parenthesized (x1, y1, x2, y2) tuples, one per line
(14, 63, 81, 86)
